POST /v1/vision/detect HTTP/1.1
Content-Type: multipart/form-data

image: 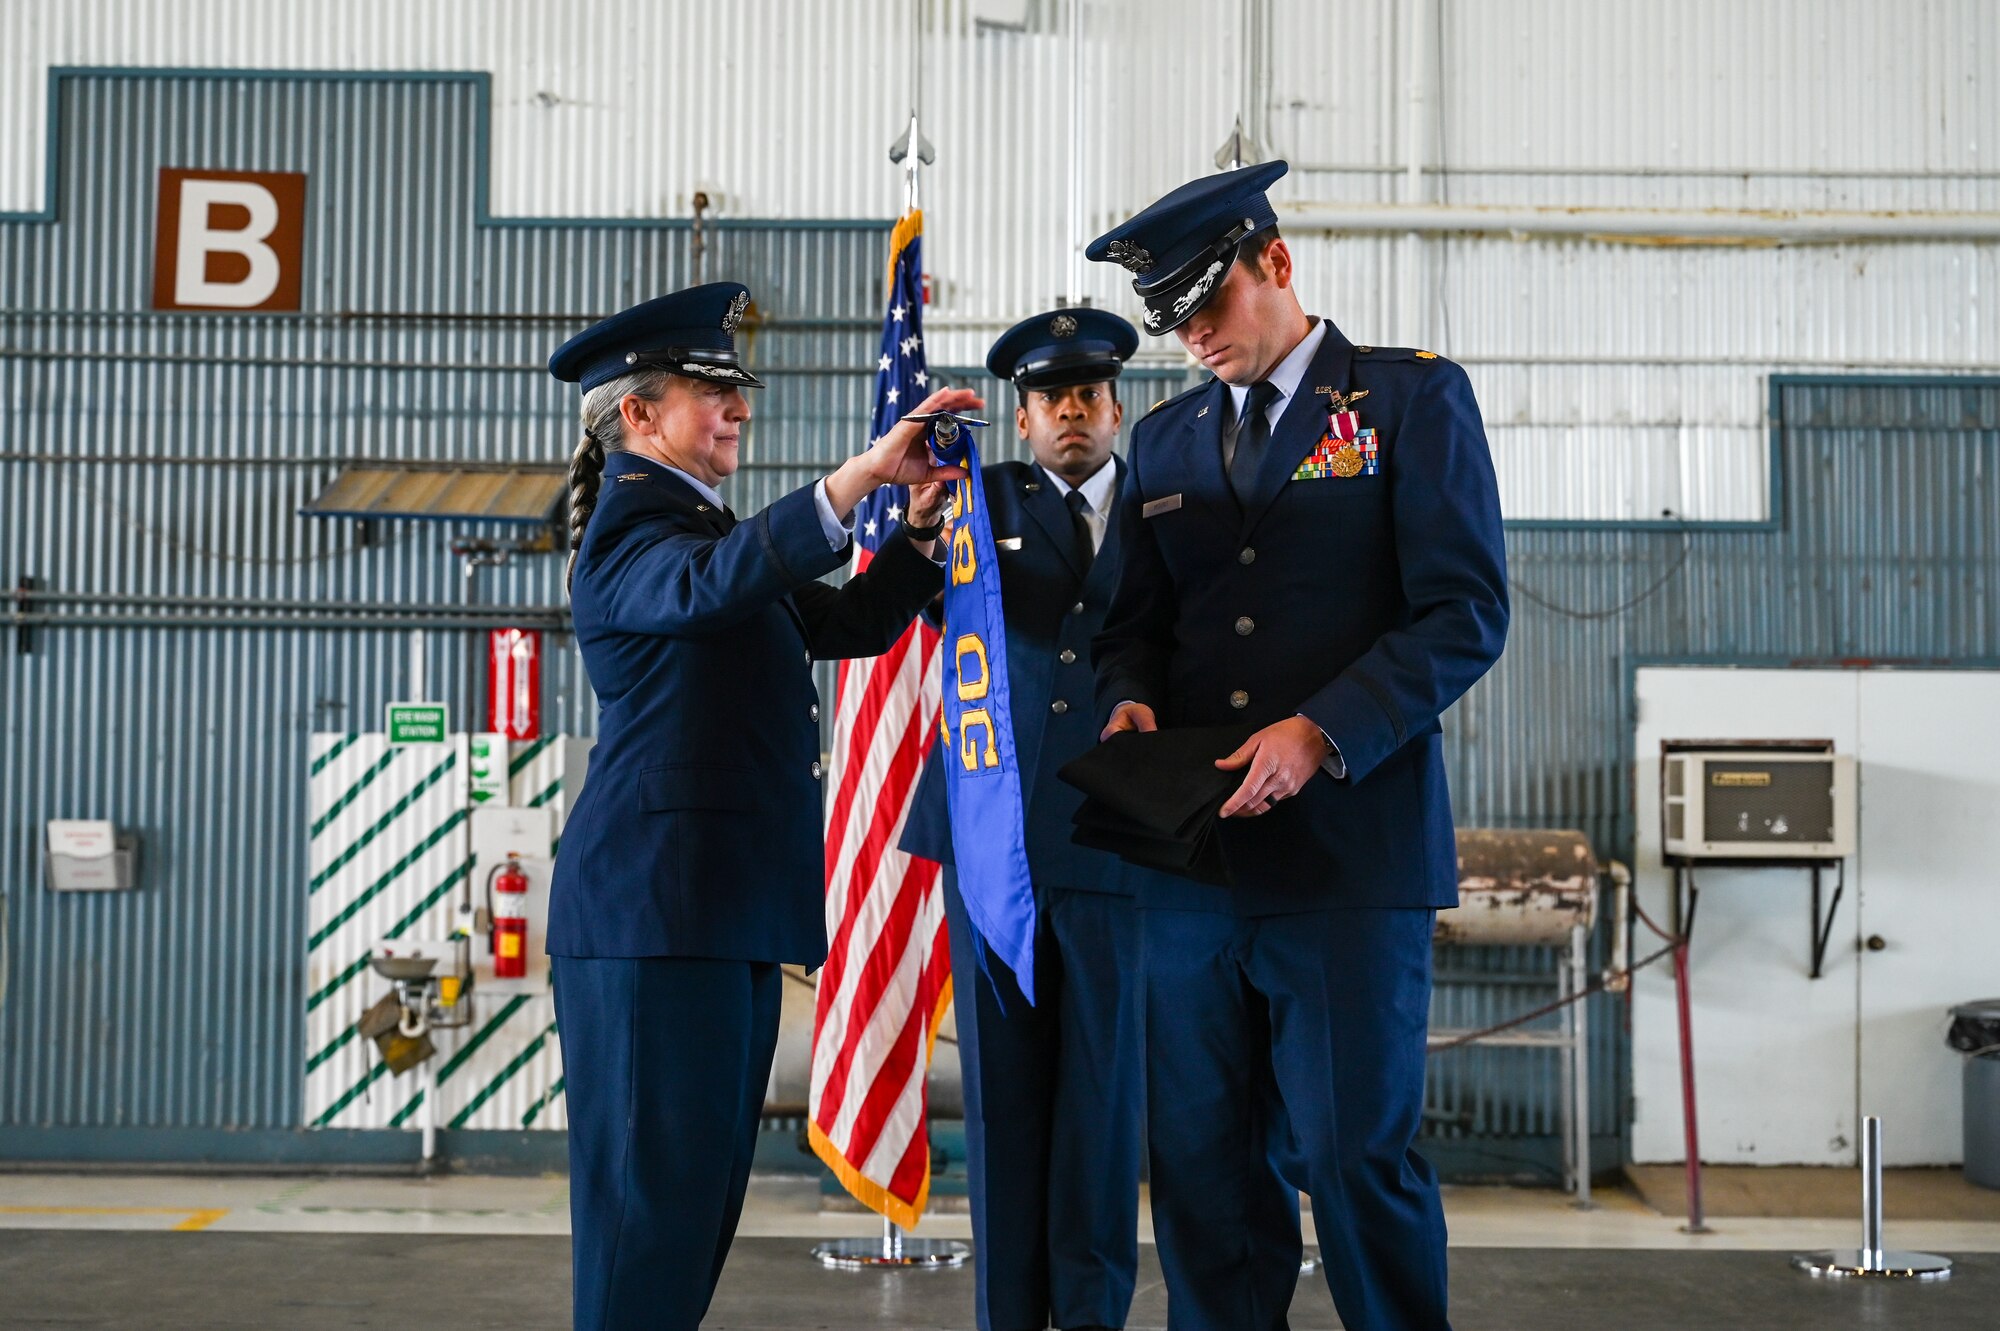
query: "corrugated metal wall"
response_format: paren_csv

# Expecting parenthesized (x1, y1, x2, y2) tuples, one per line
(0, 67, 1196, 1158)
(4, 1, 1994, 523)
(0, 70, 901, 1148)
(1428, 374, 2000, 1162)
(2, 62, 1995, 1170)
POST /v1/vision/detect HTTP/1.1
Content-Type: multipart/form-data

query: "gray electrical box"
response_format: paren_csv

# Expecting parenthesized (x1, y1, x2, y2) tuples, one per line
(1663, 748, 1855, 860)
(45, 820, 140, 891)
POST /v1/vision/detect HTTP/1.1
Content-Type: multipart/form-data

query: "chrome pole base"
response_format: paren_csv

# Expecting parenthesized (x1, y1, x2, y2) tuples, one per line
(1792, 1249, 1953, 1281)
(811, 1237, 970, 1270)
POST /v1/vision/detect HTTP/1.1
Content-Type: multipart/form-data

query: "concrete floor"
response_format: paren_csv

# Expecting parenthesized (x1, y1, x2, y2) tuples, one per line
(3, 1173, 1996, 1328)
(1625, 1163, 2000, 1220)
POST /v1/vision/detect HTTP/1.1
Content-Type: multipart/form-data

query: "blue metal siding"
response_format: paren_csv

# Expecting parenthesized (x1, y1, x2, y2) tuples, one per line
(0, 71, 895, 1138)
(1428, 375, 2000, 1158)
(5, 70, 1998, 1169)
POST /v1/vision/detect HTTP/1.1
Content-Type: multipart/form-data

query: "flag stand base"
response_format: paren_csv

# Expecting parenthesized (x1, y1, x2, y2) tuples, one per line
(1792, 1115, 1952, 1282)
(813, 1216, 970, 1270)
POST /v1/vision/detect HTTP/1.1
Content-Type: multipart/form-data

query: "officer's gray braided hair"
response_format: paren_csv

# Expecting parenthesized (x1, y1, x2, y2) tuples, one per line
(566, 369, 674, 591)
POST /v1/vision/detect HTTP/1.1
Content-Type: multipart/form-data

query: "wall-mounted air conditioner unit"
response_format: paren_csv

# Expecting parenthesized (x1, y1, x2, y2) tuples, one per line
(1663, 747, 1855, 860)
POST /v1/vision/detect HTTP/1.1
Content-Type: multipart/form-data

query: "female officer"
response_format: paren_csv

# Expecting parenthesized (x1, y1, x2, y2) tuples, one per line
(545, 282, 979, 1330)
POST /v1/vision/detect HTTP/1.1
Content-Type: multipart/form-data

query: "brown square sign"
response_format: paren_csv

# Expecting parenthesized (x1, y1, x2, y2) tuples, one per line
(152, 168, 308, 312)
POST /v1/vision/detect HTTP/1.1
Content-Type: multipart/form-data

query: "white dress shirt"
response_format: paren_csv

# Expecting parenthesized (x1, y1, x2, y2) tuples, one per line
(1039, 457, 1117, 554)
(1220, 317, 1330, 470)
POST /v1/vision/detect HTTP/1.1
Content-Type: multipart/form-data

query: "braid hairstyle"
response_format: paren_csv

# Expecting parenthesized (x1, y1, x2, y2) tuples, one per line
(564, 431, 606, 591)
(566, 369, 674, 592)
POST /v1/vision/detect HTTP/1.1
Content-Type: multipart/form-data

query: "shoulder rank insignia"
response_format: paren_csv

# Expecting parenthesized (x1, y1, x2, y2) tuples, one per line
(616, 472, 648, 482)
(1416, 349, 1438, 360)
(1354, 344, 1374, 354)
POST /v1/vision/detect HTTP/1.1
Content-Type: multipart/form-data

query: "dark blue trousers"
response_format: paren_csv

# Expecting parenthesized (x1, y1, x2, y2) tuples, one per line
(1142, 907, 1448, 1331)
(552, 955, 782, 1331)
(944, 871, 1145, 1331)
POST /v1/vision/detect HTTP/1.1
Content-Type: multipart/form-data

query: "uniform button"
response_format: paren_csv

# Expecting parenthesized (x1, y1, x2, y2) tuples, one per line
(1050, 700, 1069, 715)
(810, 703, 820, 721)
(1235, 616, 1255, 636)
(811, 760, 823, 779)
(1229, 689, 1250, 709)
(1238, 547, 1256, 565)
(1070, 601, 1086, 615)
(1058, 648, 1077, 665)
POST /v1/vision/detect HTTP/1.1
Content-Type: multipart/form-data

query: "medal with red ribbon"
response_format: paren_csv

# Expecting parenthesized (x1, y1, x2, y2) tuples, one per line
(1294, 389, 1379, 481)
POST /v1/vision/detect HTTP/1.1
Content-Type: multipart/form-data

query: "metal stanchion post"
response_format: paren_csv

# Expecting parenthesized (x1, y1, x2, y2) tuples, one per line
(1793, 1116, 1953, 1280)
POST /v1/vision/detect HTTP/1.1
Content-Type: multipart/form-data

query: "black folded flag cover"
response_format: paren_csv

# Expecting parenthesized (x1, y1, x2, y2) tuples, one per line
(1058, 723, 1259, 885)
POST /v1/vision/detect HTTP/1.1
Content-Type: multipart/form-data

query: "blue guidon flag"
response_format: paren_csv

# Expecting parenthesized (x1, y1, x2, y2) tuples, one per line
(930, 415, 1039, 1004)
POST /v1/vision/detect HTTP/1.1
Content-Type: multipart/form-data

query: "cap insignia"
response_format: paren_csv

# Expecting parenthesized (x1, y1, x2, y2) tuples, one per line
(1106, 240, 1155, 275)
(683, 362, 750, 381)
(1170, 259, 1227, 321)
(1049, 314, 1078, 338)
(721, 290, 749, 332)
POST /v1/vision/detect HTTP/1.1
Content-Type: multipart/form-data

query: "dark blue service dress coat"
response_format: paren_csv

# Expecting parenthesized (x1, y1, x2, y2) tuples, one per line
(551, 451, 942, 1331)
(1096, 329, 1507, 914)
(552, 451, 943, 965)
(899, 458, 1148, 1331)
(1095, 323, 1508, 1331)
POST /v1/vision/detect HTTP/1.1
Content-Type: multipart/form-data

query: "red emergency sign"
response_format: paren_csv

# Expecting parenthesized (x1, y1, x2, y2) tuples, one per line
(487, 628, 542, 740)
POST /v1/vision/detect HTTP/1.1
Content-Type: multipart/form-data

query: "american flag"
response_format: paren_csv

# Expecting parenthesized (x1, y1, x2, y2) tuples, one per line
(807, 209, 953, 1228)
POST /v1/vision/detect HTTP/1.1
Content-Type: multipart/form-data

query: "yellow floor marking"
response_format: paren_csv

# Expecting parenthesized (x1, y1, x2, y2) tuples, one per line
(0, 1205, 230, 1231)
(172, 1209, 229, 1232)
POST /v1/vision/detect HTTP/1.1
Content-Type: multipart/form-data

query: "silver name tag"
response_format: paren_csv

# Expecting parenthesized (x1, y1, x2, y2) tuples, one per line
(995, 536, 1024, 551)
(1142, 493, 1184, 518)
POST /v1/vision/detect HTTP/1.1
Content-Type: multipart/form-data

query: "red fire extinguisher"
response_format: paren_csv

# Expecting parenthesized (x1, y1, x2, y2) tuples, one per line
(486, 854, 530, 979)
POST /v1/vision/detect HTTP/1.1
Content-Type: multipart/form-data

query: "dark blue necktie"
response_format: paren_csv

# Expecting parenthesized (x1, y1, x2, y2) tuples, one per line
(1229, 380, 1281, 501)
(1064, 488, 1095, 575)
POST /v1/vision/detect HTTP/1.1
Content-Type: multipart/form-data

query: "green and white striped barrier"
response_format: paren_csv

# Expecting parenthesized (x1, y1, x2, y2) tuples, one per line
(305, 733, 580, 1132)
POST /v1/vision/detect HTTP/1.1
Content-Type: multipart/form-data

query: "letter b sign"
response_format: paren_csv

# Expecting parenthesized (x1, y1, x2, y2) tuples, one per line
(152, 169, 307, 312)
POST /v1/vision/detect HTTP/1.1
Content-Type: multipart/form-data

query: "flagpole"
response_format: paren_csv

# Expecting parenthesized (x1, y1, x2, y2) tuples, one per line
(809, 1, 965, 1271)
(1066, 0, 1083, 303)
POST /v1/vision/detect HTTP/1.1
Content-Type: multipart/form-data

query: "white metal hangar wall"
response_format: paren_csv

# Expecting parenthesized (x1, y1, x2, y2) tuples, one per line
(5, 0, 1995, 525)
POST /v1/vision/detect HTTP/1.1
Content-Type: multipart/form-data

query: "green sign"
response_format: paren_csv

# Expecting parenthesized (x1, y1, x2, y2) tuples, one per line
(386, 701, 449, 745)
(468, 733, 508, 804)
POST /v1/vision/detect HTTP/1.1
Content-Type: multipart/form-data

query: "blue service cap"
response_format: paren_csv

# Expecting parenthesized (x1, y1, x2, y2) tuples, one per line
(548, 281, 766, 392)
(1085, 161, 1288, 335)
(986, 307, 1139, 391)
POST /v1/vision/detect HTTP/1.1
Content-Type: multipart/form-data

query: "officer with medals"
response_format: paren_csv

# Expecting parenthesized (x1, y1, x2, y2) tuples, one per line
(546, 282, 979, 1331)
(900, 307, 1145, 1331)
(1086, 164, 1509, 1330)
